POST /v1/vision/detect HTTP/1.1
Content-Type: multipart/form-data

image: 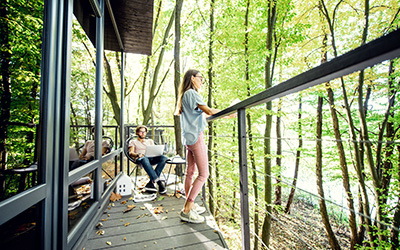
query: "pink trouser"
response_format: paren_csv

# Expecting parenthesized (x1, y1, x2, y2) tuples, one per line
(185, 132, 209, 203)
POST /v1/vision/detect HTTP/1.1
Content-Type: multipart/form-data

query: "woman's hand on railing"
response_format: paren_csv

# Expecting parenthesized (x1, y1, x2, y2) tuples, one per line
(223, 112, 237, 119)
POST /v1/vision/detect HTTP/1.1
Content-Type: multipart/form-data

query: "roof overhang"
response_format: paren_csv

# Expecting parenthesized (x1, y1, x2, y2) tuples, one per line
(73, 0, 153, 55)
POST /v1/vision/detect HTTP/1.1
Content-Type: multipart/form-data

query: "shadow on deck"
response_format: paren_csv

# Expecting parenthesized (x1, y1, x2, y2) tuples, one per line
(81, 192, 228, 250)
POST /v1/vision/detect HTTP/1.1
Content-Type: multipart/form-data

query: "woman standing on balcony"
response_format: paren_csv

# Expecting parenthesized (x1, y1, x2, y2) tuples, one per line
(175, 69, 228, 223)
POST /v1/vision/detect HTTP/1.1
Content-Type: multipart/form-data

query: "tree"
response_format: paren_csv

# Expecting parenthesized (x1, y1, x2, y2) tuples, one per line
(285, 95, 302, 213)
(316, 95, 341, 249)
(1, 0, 42, 169)
(173, 0, 184, 156)
(0, 0, 11, 171)
(142, 4, 175, 125)
(274, 98, 282, 207)
(261, 0, 277, 247)
(207, 0, 216, 216)
(315, 34, 341, 250)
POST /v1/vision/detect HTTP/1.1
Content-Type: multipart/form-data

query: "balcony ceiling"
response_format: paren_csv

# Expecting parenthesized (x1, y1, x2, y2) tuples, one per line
(74, 0, 153, 55)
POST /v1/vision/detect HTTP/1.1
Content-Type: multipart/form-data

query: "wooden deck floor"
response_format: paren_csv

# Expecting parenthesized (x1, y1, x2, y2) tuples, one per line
(81, 191, 228, 250)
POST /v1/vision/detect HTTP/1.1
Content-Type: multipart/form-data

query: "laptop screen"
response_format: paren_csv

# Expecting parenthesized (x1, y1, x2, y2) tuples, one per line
(145, 145, 165, 157)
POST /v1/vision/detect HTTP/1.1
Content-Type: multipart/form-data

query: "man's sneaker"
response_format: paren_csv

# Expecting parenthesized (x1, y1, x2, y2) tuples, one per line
(193, 203, 206, 214)
(144, 181, 157, 193)
(133, 193, 157, 203)
(157, 180, 167, 194)
(179, 209, 205, 224)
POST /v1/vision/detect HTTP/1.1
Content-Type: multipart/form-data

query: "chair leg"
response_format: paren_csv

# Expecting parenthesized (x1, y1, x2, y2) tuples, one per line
(135, 168, 138, 190)
(128, 165, 138, 191)
(162, 163, 173, 186)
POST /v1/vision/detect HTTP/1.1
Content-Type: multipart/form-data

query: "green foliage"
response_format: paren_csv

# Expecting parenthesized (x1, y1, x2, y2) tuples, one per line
(4, 0, 400, 247)
(5, 0, 43, 168)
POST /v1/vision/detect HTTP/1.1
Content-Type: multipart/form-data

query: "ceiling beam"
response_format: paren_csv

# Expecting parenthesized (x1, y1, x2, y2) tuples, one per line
(105, 0, 124, 51)
(88, 0, 102, 17)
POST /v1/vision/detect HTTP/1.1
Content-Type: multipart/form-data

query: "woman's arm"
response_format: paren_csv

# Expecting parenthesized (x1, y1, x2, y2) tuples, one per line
(198, 104, 236, 118)
(197, 104, 220, 116)
(79, 148, 87, 160)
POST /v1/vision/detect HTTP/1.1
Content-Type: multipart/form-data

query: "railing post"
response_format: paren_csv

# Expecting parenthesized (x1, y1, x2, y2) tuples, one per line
(94, 0, 104, 201)
(119, 51, 125, 173)
(238, 108, 250, 249)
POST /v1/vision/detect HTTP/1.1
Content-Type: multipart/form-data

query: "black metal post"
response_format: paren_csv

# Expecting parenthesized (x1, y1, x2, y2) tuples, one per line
(114, 125, 118, 175)
(120, 51, 124, 173)
(59, 0, 73, 248)
(238, 108, 250, 250)
(94, 0, 104, 201)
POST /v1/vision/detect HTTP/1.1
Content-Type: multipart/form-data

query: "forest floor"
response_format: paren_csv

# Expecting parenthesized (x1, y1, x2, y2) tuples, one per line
(218, 199, 351, 249)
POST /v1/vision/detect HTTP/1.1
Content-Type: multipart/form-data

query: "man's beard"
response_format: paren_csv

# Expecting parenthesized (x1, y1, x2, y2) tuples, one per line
(138, 134, 145, 139)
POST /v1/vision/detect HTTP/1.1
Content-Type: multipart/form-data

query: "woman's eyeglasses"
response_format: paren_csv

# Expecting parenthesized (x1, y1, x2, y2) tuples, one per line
(195, 76, 204, 82)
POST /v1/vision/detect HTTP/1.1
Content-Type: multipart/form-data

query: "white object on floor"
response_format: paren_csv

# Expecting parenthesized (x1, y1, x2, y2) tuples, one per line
(133, 193, 157, 203)
(116, 173, 132, 196)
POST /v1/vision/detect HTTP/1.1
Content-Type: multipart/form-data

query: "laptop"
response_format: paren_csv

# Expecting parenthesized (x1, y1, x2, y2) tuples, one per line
(145, 145, 165, 157)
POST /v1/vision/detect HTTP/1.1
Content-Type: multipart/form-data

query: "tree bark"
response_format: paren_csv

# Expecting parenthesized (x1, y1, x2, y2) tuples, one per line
(326, 83, 358, 249)
(244, 0, 259, 248)
(142, 8, 176, 125)
(285, 95, 302, 214)
(173, 0, 183, 157)
(315, 96, 341, 249)
(355, 0, 389, 243)
(207, 0, 215, 215)
(319, 1, 363, 247)
(261, 0, 277, 247)
(274, 98, 282, 207)
(103, 52, 121, 125)
(390, 145, 400, 249)
(0, 0, 11, 171)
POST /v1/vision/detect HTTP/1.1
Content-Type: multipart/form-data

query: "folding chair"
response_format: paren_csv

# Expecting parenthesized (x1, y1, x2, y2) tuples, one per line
(124, 137, 142, 189)
(124, 137, 170, 190)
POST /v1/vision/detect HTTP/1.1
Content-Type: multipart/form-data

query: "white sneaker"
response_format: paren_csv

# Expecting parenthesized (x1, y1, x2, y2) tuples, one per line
(193, 203, 206, 214)
(133, 193, 157, 202)
(179, 209, 205, 223)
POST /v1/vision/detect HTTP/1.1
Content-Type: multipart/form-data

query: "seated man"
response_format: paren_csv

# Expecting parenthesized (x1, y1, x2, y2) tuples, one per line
(128, 125, 167, 194)
(70, 128, 110, 171)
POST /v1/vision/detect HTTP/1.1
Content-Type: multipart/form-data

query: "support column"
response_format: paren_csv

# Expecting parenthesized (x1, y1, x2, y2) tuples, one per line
(120, 51, 125, 173)
(94, 0, 104, 201)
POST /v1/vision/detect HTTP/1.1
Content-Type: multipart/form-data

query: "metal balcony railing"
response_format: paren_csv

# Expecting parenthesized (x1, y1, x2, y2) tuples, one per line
(205, 29, 400, 249)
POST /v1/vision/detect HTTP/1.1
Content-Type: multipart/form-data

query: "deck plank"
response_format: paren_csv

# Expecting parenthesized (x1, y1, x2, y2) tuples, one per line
(81, 193, 228, 250)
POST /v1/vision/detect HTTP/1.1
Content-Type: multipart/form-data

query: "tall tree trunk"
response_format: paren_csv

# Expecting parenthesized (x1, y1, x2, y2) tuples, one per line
(354, 0, 391, 243)
(173, 0, 183, 156)
(215, 126, 220, 213)
(243, 0, 259, 248)
(142, 8, 176, 125)
(141, 0, 161, 123)
(315, 96, 341, 249)
(390, 145, 400, 249)
(206, 0, 215, 215)
(379, 61, 396, 206)
(385, 60, 399, 249)
(0, 0, 11, 172)
(356, 187, 366, 246)
(285, 95, 302, 213)
(274, 98, 282, 206)
(229, 121, 236, 222)
(70, 103, 80, 147)
(247, 111, 260, 248)
(0, 0, 11, 197)
(326, 83, 358, 249)
(319, 1, 362, 247)
(103, 52, 121, 125)
(261, 0, 277, 247)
